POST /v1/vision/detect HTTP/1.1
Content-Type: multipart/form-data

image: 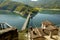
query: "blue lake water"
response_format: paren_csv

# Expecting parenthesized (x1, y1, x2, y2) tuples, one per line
(30, 13, 60, 28)
(0, 10, 26, 30)
(0, 10, 60, 30)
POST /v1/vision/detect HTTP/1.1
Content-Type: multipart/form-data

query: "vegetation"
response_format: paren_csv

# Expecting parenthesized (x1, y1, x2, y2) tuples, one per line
(18, 29, 28, 40)
(18, 32, 27, 40)
(0, 1, 39, 18)
(39, 10, 60, 14)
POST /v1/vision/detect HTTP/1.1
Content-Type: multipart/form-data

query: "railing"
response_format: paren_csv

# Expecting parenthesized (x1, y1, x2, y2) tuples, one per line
(0, 22, 12, 30)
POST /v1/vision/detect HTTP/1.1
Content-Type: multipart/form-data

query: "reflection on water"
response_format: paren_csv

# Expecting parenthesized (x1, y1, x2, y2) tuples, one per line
(0, 10, 60, 30)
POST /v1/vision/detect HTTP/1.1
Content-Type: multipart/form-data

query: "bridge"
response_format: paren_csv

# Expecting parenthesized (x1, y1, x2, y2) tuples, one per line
(21, 13, 31, 30)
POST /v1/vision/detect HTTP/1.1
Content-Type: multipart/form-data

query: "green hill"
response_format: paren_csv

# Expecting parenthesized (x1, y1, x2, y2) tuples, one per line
(0, 1, 39, 17)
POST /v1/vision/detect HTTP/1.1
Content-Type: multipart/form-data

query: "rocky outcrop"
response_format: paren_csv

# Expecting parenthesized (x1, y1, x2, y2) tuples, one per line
(0, 28, 18, 40)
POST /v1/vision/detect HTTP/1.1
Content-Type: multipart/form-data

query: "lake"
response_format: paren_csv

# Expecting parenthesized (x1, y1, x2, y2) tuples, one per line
(0, 10, 26, 30)
(0, 10, 60, 30)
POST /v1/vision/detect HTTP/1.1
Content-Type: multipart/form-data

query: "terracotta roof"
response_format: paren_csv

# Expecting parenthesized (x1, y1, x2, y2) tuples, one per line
(46, 25, 57, 31)
(33, 36, 46, 40)
(41, 21, 58, 30)
(42, 21, 54, 26)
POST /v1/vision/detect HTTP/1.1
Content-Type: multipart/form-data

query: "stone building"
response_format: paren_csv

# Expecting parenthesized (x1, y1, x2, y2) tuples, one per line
(41, 21, 58, 38)
(29, 21, 58, 40)
(41, 21, 54, 29)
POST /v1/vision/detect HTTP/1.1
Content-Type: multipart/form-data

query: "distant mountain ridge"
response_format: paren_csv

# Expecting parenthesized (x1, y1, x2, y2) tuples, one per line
(12, 0, 60, 9)
(0, 0, 60, 9)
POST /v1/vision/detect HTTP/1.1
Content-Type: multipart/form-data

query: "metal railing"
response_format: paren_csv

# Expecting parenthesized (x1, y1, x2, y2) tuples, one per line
(0, 22, 12, 30)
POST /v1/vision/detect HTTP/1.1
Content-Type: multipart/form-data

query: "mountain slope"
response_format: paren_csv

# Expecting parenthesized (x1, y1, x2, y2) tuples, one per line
(12, 0, 60, 9)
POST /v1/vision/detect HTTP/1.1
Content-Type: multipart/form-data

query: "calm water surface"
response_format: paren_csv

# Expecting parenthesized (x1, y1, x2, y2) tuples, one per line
(0, 10, 60, 30)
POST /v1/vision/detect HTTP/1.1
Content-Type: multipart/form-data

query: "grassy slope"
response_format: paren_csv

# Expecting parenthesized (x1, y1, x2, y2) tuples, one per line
(0, 1, 39, 18)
